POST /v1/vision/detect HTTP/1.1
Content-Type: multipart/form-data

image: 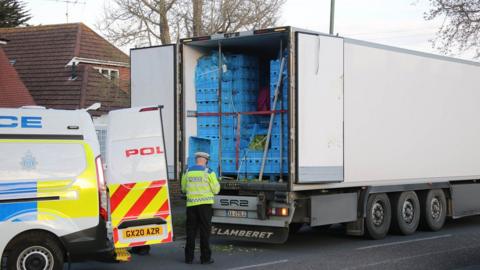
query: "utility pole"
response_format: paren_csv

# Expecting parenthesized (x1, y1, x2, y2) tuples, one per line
(329, 0, 335, 35)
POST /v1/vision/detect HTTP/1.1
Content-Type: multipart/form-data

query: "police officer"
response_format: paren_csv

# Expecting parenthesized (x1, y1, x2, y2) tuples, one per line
(181, 152, 220, 264)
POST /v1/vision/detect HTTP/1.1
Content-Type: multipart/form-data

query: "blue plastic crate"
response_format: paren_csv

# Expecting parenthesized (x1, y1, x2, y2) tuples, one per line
(221, 158, 237, 173)
(198, 126, 220, 137)
(222, 81, 233, 91)
(227, 54, 258, 69)
(188, 137, 222, 174)
(222, 70, 233, 81)
(233, 68, 258, 80)
(233, 80, 257, 92)
(196, 90, 218, 102)
(197, 116, 219, 126)
(197, 101, 218, 113)
(264, 158, 288, 174)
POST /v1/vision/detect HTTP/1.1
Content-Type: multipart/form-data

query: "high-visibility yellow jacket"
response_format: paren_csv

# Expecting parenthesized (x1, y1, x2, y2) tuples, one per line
(181, 165, 220, 207)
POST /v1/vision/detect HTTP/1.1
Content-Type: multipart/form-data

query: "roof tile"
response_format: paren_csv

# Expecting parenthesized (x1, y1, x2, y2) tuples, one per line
(0, 23, 130, 111)
(0, 47, 35, 108)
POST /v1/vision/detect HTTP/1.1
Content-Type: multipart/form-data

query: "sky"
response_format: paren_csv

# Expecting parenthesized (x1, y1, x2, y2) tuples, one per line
(24, 0, 467, 58)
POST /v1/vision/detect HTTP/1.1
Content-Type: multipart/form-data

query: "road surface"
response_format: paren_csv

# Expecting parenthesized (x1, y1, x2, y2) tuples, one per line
(69, 216, 480, 270)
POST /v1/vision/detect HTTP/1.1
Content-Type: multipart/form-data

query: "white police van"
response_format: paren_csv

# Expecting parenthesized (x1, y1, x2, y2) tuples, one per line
(0, 106, 172, 270)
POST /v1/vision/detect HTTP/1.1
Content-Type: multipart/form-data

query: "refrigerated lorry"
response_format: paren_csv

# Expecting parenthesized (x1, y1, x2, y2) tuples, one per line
(131, 26, 480, 243)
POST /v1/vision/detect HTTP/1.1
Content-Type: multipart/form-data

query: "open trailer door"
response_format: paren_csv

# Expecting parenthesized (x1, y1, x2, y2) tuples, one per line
(131, 45, 176, 180)
(106, 106, 173, 250)
(296, 32, 344, 183)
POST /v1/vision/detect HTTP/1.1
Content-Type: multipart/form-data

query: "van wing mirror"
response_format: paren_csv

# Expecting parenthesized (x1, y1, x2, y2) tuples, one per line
(85, 102, 101, 111)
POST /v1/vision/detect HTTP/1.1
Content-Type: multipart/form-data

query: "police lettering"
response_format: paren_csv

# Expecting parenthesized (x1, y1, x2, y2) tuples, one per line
(0, 116, 42, 128)
(125, 146, 163, 157)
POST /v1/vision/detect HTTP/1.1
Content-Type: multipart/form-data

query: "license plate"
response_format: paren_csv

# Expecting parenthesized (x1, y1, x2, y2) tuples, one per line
(227, 210, 247, 218)
(122, 226, 164, 239)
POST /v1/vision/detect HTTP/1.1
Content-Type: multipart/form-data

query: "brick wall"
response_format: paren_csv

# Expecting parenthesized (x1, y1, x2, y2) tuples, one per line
(168, 179, 184, 205)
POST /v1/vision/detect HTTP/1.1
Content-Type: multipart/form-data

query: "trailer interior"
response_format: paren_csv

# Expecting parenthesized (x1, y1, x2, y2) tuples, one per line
(180, 30, 291, 192)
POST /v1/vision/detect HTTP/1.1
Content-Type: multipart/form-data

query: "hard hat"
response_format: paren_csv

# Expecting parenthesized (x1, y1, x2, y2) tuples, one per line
(195, 152, 210, 160)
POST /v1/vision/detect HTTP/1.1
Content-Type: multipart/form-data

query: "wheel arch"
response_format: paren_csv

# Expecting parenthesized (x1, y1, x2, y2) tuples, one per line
(2, 229, 68, 261)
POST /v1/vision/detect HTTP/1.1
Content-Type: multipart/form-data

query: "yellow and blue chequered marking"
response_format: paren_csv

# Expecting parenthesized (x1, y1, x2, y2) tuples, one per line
(0, 181, 38, 222)
(0, 139, 100, 223)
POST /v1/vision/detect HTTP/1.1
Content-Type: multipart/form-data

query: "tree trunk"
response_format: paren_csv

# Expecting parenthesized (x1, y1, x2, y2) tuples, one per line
(159, 0, 172, 44)
(192, 0, 204, 37)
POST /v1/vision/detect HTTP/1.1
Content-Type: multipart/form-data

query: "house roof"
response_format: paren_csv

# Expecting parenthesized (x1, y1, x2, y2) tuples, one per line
(0, 46, 35, 108)
(0, 23, 129, 110)
(83, 65, 130, 116)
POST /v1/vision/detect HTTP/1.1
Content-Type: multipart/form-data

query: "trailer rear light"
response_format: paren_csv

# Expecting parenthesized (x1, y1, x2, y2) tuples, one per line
(95, 156, 109, 221)
(139, 107, 159, 112)
(268, 207, 289, 217)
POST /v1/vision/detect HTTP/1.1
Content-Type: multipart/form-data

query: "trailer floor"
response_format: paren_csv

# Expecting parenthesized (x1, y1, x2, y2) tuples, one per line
(70, 216, 480, 270)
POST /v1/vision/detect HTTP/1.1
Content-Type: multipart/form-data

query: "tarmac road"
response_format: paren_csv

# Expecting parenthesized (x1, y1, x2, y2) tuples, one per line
(69, 216, 480, 270)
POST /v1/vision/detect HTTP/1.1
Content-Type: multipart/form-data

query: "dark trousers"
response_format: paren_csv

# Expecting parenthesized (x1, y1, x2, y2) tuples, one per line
(185, 204, 213, 262)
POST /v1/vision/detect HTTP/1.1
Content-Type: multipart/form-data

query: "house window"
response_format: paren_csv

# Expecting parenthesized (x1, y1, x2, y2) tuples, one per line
(94, 67, 120, 80)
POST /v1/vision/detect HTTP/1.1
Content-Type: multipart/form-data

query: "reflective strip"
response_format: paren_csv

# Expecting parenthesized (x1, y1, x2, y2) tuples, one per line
(109, 180, 173, 248)
(186, 182, 210, 188)
(187, 196, 214, 203)
(0, 182, 37, 194)
(187, 190, 214, 195)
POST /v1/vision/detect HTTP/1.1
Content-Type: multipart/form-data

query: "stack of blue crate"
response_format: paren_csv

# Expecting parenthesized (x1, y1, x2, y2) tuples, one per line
(193, 52, 260, 176)
(220, 54, 259, 174)
(268, 55, 288, 175)
(191, 51, 289, 179)
(194, 53, 223, 174)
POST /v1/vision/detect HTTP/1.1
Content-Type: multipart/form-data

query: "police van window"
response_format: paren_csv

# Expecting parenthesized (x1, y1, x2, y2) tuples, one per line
(0, 143, 87, 181)
(96, 128, 107, 163)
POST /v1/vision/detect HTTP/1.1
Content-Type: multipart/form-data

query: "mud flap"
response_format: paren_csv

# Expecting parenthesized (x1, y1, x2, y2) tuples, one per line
(211, 223, 289, 244)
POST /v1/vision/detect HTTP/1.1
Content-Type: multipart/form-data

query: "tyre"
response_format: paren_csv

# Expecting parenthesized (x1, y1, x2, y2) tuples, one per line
(390, 191, 420, 235)
(6, 232, 64, 270)
(365, 193, 391, 240)
(419, 189, 447, 231)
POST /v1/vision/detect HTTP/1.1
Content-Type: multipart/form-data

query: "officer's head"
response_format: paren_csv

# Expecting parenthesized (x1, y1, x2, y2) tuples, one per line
(195, 152, 210, 166)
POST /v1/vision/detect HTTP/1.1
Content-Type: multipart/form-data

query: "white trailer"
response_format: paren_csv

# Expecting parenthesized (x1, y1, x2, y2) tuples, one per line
(131, 27, 480, 243)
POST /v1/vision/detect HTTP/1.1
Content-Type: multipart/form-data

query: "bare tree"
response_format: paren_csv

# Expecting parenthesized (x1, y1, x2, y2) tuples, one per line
(97, 0, 285, 47)
(425, 0, 480, 58)
(192, 0, 203, 36)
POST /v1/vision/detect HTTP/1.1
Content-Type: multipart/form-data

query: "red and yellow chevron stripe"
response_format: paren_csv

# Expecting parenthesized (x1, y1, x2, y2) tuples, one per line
(109, 179, 173, 248)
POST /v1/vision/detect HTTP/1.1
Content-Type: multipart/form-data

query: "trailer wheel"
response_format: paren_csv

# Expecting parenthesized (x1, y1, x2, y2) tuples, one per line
(390, 191, 420, 235)
(419, 189, 447, 231)
(6, 231, 64, 270)
(365, 193, 391, 240)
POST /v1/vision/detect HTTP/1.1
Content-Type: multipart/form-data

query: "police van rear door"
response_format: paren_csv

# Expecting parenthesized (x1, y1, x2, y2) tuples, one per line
(106, 106, 173, 248)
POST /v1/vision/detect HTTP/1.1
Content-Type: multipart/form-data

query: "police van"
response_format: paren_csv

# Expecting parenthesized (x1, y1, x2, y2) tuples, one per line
(0, 106, 172, 270)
